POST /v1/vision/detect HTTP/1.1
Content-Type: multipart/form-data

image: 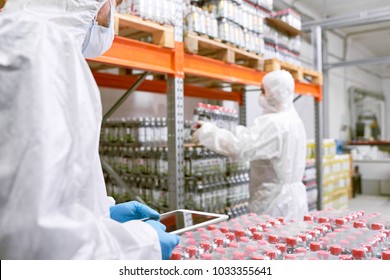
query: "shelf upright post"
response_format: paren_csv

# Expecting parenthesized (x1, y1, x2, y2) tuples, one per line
(234, 86, 247, 126)
(312, 26, 324, 211)
(167, 0, 185, 210)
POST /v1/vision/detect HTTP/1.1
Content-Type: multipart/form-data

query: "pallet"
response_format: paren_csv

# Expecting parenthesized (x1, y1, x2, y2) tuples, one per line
(264, 59, 323, 85)
(114, 13, 174, 48)
(185, 32, 264, 71)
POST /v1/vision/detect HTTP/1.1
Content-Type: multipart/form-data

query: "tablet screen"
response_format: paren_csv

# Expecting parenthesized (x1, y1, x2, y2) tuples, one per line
(159, 210, 228, 234)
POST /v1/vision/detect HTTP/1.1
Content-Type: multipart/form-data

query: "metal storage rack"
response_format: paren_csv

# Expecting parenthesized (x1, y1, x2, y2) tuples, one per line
(88, 0, 323, 211)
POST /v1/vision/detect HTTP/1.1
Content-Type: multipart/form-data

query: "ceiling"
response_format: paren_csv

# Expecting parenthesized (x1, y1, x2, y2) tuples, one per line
(274, 0, 390, 76)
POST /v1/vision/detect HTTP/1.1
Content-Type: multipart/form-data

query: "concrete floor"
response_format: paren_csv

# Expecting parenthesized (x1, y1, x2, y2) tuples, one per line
(348, 194, 390, 214)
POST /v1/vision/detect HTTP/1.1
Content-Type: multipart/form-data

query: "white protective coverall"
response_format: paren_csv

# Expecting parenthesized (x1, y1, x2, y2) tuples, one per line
(0, 0, 161, 259)
(196, 70, 308, 221)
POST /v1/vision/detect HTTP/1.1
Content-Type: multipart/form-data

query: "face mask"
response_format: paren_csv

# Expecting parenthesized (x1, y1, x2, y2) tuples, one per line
(82, 1, 115, 59)
(258, 94, 277, 114)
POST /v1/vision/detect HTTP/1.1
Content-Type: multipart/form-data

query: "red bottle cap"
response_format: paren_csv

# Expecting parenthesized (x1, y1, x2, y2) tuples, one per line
(335, 218, 345, 226)
(315, 227, 325, 235)
(200, 253, 212, 260)
(214, 247, 226, 255)
(183, 231, 193, 237)
(330, 245, 342, 255)
(352, 248, 365, 260)
(317, 250, 329, 258)
(199, 241, 211, 251)
(200, 234, 211, 241)
(353, 221, 366, 228)
(362, 244, 372, 253)
(371, 223, 384, 230)
(213, 237, 224, 247)
(207, 224, 217, 231)
(233, 251, 245, 260)
(239, 237, 250, 243)
(267, 220, 275, 227)
(310, 242, 321, 252)
(265, 250, 276, 259)
(252, 255, 265, 260)
(298, 234, 307, 242)
(259, 223, 267, 230)
(186, 245, 197, 257)
(253, 232, 263, 240)
(196, 227, 206, 232)
(323, 223, 332, 231)
(228, 242, 238, 248)
(225, 232, 235, 241)
(247, 226, 257, 233)
(339, 254, 353, 260)
(286, 237, 297, 247)
(170, 251, 182, 260)
(249, 213, 257, 216)
(382, 230, 390, 238)
(295, 247, 307, 254)
(276, 243, 286, 253)
(308, 231, 317, 239)
(285, 254, 297, 260)
(304, 215, 314, 221)
(276, 217, 285, 224)
(185, 238, 197, 246)
(234, 229, 246, 238)
(318, 217, 329, 223)
(381, 251, 390, 260)
(268, 234, 279, 244)
(334, 228, 344, 233)
(245, 245, 257, 253)
(257, 240, 268, 246)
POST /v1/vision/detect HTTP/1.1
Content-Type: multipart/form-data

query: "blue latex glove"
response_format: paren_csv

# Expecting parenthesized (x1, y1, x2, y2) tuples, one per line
(145, 220, 180, 260)
(110, 201, 160, 223)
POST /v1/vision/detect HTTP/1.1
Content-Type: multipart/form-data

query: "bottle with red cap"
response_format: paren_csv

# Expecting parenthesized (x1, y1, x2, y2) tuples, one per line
(330, 244, 342, 257)
(352, 248, 367, 260)
(213, 237, 225, 249)
(170, 250, 183, 260)
(198, 241, 212, 255)
(382, 251, 390, 260)
(183, 245, 198, 260)
(309, 242, 321, 252)
(275, 243, 287, 260)
(286, 237, 298, 254)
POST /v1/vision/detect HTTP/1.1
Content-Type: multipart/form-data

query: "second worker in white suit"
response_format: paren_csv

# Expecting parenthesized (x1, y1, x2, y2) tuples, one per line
(192, 70, 309, 221)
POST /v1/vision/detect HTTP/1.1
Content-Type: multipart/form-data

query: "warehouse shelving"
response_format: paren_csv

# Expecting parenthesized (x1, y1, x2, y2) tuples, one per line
(88, 4, 323, 211)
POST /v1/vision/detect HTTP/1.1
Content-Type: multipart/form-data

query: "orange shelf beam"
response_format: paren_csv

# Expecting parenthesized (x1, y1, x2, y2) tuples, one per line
(89, 36, 176, 75)
(93, 72, 243, 104)
(184, 53, 265, 86)
(88, 37, 322, 101)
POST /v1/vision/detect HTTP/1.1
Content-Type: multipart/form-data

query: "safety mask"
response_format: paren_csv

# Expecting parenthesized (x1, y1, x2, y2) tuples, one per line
(258, 93, 277, 114)
(82, 0, 115, 59)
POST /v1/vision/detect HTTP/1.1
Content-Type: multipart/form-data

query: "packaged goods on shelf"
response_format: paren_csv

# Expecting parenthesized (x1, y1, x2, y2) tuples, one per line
(272, 8, 301, 31)
(171, 210, 390, 260)
(192, 102, 239, 132)
(100, 116, 249, 213)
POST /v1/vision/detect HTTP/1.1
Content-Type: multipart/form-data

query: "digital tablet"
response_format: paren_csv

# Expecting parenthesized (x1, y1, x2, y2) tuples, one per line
(158, 209, 229, 235)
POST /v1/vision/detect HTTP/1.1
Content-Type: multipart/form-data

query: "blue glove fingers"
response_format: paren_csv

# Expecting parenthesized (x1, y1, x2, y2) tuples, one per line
(135, 202, 160, 220)
(146, 220, 180, 260)
(110, 201, 160, 223)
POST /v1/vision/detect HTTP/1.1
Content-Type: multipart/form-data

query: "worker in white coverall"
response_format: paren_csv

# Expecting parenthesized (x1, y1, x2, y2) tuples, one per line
(192, 70, 309, 221)
(0, 0, 179, 259)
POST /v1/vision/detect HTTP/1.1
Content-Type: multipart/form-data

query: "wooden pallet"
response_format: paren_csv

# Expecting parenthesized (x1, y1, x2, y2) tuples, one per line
(114, 13, 174, 48)
(264, 59, 323, 85)
(185, 32, 264, 70)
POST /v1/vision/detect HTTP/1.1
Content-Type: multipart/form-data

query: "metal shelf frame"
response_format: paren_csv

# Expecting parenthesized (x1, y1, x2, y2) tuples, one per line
(89, 3, 323, 211)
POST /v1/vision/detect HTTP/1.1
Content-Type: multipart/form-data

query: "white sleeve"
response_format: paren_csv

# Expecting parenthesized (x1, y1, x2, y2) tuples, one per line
(198, 118, 281, 161)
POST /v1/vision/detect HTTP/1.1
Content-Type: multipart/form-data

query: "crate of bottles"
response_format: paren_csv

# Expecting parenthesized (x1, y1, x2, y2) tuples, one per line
(115, 0, 176, 48)
(171, 209, 390, 260)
